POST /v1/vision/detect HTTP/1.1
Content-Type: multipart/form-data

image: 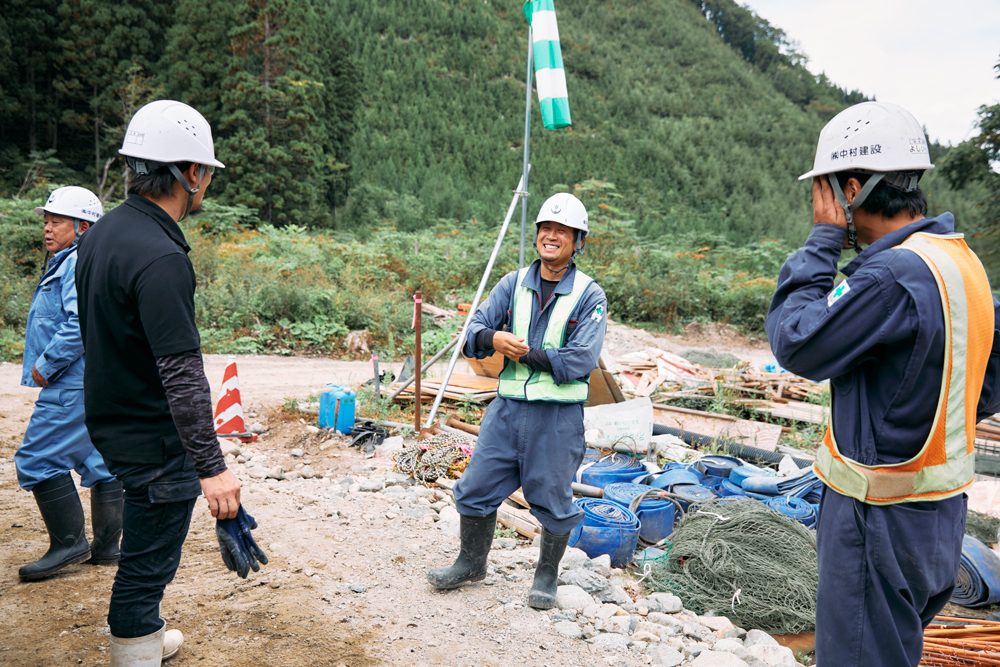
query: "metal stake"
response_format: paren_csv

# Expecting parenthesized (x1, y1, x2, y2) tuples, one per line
(414, 290, 422, 432)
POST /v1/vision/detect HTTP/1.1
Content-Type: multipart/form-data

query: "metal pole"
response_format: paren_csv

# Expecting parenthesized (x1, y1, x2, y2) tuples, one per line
(373, 351, 380, 399)
(387, 335, 459, 402)
(414, 290, 422, 433)
(424, 169, 530, 428)
(519, 25, 534, 270)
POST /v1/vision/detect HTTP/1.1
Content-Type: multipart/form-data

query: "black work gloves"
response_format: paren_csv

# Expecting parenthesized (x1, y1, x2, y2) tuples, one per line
(216, 505, 268, 578)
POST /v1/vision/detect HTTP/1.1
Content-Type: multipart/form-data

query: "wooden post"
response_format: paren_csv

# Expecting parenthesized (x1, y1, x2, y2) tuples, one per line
(415, 290, 422, 432)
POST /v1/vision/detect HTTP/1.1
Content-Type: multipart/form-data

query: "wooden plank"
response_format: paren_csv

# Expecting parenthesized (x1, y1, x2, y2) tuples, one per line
(652, 404, 783, 451)
(585, 368, 624, 407)
(497, 505, 542, 538)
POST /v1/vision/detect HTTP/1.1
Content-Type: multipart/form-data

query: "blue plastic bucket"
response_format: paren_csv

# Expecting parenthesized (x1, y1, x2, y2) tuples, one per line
(603, 483, 677, 544)
(319, 384, 356, 434)
(669, 484, 717, 509)
(578, 453, 647, 489)
(568, 498, 641, 567)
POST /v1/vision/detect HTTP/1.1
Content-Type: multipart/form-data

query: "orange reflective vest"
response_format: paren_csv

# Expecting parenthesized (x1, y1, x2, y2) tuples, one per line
(815, 232, 994, 505)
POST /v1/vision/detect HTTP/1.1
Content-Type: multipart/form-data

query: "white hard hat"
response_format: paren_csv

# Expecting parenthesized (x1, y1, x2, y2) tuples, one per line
(119, 100, 225, 169)
(799, 101, 933, 181)
(34, 186, 103, 224)
(535, 193, 588, 236)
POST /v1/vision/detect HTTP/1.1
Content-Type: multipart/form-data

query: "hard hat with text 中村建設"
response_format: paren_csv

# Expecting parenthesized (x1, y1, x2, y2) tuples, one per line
(34, 186, 103, 224)
(119, 100, 225, 170)
(799, 101, 933, 181)
(535, 193, 588, 237)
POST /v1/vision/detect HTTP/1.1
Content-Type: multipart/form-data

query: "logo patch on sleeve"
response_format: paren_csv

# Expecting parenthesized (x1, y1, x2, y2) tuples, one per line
(591, 304, 604, 323)
(827, 280, 850, 307)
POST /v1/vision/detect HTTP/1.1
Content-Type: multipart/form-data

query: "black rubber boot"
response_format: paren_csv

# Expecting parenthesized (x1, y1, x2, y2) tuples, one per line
(527, 527, 571, 610)
(87, 479, 123, 565)
(19, 473, 91, 581)
(427, 512, 496, 589)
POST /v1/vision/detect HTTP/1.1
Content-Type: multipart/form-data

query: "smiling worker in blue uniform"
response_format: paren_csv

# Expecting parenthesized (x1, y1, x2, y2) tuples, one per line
(428, 192, 608, 609)
(17, 186, 122, 582)
(766, 102, 1000, 666)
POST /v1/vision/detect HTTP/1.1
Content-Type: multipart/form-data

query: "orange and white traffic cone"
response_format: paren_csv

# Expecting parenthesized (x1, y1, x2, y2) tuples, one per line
(214, 357, 258, 443)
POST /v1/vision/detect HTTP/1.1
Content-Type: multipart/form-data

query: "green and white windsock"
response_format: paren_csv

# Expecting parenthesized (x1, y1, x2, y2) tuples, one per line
(523, 0, 571, 130)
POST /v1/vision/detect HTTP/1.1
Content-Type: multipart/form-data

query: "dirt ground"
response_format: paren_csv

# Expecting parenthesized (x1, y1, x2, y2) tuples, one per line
(0, 327, 773, 667)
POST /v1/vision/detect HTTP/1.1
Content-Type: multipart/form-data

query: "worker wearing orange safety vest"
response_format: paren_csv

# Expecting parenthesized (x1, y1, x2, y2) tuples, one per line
(766, 102, 1000, 667)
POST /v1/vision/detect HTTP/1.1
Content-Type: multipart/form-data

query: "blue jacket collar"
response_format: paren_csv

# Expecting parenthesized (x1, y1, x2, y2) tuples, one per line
(843, 213, 956, 277)
(519, 260, 578, 295)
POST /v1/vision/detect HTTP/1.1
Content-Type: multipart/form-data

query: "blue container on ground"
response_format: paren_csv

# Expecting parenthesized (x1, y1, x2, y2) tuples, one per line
(603, 483, 678, 544)
(568, 498, 641, 567)
(319, 384, 355, 434)
(578, 453, 647, 489)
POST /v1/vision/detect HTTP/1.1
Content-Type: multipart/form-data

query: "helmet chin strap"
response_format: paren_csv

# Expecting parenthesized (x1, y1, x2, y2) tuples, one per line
(167, 163, 205, 221)
(827, 173, 886, 254)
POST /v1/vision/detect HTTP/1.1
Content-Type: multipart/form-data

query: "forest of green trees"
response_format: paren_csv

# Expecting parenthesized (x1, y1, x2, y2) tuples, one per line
(1, 0, 997, 358)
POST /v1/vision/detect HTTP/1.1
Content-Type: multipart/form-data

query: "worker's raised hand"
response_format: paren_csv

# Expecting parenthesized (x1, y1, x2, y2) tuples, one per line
(31, 366, 48, 387)
(812, 176, 847, 229)
(216, 505, 268, 579)
(201, 468, 241, 520)
(493, 332, 530, 361)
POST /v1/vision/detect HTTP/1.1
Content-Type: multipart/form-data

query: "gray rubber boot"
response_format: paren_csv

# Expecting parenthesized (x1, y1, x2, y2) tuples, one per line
(19, 473, 91, 581)
(427, 512, 496, 589)
(87, 479, 123, 565)
(527, 527, 571, 610)
(110, 626, 164, 667)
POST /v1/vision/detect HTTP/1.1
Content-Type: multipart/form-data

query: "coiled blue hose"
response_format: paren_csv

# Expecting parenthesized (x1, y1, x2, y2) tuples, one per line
(696, 455, 742, 478)
(669, 484, 716, 509)
(577, 452, 647, 489)
(567, 498, 641, 568)
(764, 495, 817, 528)
(603, 483, 677, 544)
(951, 535, 1000, 608)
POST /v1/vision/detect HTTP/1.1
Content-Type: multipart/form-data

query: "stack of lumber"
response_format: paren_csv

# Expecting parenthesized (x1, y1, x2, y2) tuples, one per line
(393, 373, 497, 404)
(922, 616, 1000, 666)
(616, 348, 829, 425)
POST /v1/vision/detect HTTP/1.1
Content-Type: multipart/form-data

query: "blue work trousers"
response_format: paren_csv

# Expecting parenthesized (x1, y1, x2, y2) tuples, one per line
(105, 451, 201, 638)
(454, 397, 586, 534)
(815, 487, 966, 667)
(16, 386, 113, 490)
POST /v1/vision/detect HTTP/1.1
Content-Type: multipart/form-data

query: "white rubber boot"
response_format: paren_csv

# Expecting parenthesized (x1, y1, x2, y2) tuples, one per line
(162, 629, 183, 661)
(110, 625, 164, 667)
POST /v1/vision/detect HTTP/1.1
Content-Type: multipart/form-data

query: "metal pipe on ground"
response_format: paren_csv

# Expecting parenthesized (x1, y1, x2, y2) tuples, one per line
(651, 423, 814, 469)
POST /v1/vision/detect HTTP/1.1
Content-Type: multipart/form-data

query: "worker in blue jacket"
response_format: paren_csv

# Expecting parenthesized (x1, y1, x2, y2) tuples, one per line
(428, 192, 608, 609)
(17, 186, 122, 582)
(767, 102, 1000, 667)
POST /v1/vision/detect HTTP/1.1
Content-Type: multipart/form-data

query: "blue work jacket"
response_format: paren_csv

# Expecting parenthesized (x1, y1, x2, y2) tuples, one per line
(21, 244, 85, 389)
(766, 214, 1000, 466)
(464, 260, 608, 388)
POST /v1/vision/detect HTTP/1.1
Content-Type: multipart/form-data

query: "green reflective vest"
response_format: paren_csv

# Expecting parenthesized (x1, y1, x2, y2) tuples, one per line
(497, 267, 594, 402)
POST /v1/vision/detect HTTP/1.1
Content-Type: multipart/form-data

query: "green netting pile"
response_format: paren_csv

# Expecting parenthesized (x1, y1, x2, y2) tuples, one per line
(647, 498, 818, 635)
(966, 509, 1000, 545)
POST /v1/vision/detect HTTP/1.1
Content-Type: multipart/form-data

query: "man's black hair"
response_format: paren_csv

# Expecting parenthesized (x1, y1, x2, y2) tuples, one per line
(126, 161, 192, 199)
(835, 171, 928, 219)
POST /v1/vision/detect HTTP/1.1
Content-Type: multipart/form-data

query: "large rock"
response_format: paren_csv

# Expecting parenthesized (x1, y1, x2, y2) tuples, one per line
(555, 585, 595, 611)
(648, 646, 685, 667)
(744, 630, 779, 649)
(597, 584, 632, 606)
(552, 620, 583, 639)
(713, 638, 748, 660)
(647, 593, 683, 613)
(218, 439, 242, 457)
(700, 615, 735, 632)
(559, 568, 609, 593)
(359, 478, 385, 492)
(647, 612, 684, 633)
(745, 645, 796, 667)
(559, 547, 592, 571)
(689, 651, 750, 667)
(589, 633, 629, 652)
